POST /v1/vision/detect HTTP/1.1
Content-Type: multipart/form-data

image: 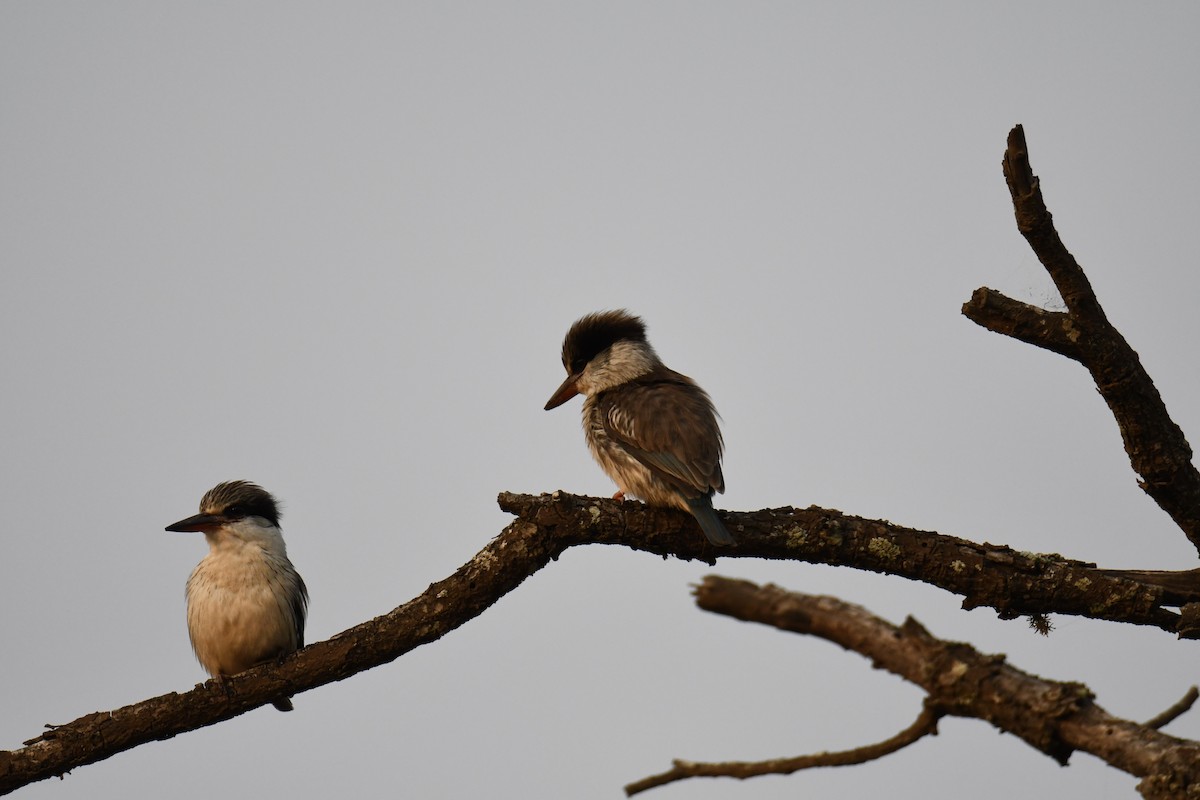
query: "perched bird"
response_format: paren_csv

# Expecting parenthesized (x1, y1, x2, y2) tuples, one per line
(545, 310, 734, 546)
(166, 480, 308, 711)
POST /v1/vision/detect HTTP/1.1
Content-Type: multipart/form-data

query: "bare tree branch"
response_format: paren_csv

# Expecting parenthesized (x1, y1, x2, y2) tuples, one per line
(963, 124, 1200, 554)
(624, 702, 942, 796)
(3, 491, 1190, 794)
(0, 514, 562, 795)
(680, 576, 1200, 800)
(498, 492, 1185, 632)
(1099, 568, 1200, 603)
(960, 287, 1079, 358)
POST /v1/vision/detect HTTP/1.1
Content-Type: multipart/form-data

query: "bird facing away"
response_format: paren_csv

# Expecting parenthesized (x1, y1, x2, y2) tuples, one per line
(544, 310, 734, 546)
(166, 480, 308, 711)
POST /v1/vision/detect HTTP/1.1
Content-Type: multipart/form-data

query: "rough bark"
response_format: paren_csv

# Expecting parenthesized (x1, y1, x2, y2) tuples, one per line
(2, 491, 1191, 795)
(499, 492, 1189, 631)
(0, 515, 560, 794)
(649, 576, 1200, 800)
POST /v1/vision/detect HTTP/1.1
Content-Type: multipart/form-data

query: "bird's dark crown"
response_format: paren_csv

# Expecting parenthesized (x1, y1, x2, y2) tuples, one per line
(561, 310, 647, 374)
(200, 480, 281, 527)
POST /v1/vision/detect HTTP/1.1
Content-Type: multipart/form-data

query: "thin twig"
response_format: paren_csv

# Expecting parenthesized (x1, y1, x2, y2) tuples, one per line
(624, 702, 942, 796)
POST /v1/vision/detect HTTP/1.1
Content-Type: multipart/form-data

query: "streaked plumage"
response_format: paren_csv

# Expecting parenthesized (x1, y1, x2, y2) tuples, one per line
(545, 310, 734, 546)
(167, 480, 308, 712)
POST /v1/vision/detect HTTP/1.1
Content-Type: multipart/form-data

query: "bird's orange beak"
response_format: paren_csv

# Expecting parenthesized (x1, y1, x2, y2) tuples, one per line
(544, 373, 581, 410)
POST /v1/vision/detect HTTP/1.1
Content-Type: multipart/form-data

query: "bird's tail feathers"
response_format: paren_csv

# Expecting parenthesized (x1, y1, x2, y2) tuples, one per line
(685, 496, 736, 546)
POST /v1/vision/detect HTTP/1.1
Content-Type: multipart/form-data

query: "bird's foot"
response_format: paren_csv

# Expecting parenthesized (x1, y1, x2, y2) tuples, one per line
(612, 490, 626, 501)
(210, 674, 239, 701)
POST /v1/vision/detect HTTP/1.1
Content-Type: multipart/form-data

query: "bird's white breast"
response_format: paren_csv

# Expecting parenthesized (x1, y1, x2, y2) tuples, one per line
(185, 532, 302, 678)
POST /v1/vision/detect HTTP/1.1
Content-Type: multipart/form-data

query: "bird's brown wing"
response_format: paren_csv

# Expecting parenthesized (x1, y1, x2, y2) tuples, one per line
(599, 369, 724, 498)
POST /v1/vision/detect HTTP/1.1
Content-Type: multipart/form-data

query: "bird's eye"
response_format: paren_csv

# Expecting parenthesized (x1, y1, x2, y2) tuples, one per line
(225, 505, 243, 517)
(571, 358, 587, 373)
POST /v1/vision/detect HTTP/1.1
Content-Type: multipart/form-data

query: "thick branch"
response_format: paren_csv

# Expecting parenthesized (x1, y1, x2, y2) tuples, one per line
(1099, 568, 1200, 602)
(624, 703, 941, 796)
(963, 124, 1200, 553)
(0, 491, 1191, 793)
(500, 492, 1185, 632)
(688, 576, 1200, 799)
(0, 514, 567, 794)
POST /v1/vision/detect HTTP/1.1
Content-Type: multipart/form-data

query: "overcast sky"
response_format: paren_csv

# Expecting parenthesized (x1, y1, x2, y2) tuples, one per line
(3, 4, 1199, 799)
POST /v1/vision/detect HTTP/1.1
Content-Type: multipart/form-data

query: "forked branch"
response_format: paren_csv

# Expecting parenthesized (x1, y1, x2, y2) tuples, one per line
(963, 124, 1200, 554)
(626, 576, 1200, 800)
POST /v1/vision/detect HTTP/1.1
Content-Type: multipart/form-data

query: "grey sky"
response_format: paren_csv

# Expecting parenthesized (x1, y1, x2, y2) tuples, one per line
(3, 3, 1198, 798)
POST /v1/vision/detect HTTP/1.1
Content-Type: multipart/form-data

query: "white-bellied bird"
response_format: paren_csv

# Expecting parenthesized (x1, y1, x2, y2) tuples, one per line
(167, 480, 308, 711)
